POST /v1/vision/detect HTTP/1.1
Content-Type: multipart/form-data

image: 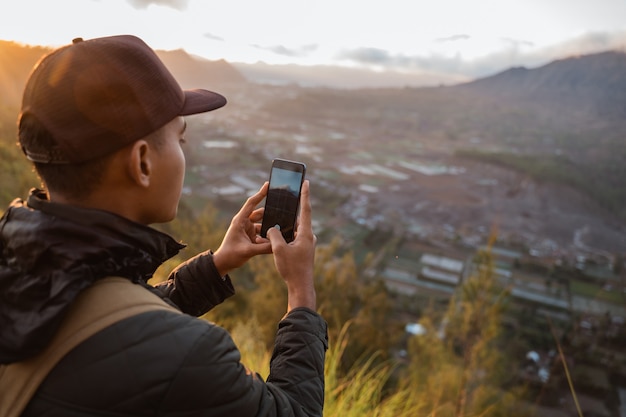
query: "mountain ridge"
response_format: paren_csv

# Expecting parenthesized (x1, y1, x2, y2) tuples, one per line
(2, 40, 625, 141)
(0, 40, 246, 110)
(458, 50, 626, 120)
(3, 39, 625, 108)
(231, 61, 470, 89)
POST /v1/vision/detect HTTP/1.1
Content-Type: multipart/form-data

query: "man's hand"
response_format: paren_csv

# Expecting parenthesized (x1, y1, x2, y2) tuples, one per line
(267, 180, 317, 312)
(213, 183, 272, 276)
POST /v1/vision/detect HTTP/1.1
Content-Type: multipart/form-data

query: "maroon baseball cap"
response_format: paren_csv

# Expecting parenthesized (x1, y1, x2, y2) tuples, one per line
(19, 35, 227, 164)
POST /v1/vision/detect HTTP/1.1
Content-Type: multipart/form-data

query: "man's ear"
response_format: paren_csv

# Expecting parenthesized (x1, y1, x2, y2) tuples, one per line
(128, 139, 151, 188)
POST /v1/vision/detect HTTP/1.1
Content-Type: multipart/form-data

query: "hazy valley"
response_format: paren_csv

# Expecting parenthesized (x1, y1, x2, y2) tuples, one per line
(2, 39, 625, 305)
(2, 40, 626, 416)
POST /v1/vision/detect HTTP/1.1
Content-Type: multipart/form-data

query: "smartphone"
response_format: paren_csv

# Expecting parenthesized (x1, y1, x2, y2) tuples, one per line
(260, 158, 306, 243)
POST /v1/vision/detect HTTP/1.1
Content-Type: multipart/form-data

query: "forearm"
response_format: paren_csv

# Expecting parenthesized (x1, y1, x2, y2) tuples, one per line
(286, 281, 316, 312)
(155, 251, 235, 316)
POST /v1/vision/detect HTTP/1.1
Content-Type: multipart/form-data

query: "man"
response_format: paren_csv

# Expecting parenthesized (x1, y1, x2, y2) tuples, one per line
(0, 35, 327, 416)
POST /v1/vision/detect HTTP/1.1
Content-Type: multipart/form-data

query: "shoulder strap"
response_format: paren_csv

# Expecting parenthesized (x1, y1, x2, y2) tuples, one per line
(0, 277, 180, 417)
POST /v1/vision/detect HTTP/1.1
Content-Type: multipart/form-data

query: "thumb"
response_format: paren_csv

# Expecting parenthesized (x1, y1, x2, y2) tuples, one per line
(266, 225, 286, 250)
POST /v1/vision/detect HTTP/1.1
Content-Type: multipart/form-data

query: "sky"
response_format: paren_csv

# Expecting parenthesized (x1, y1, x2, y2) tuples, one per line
(1, 0, 626, 81)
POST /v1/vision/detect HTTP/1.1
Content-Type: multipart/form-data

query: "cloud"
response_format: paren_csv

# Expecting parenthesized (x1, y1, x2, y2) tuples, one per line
(252, 43, 318, 58)
(204, 32, 224, 42)
(470, 31, 626, 77)
(127, 0, 189, 11)
(471, 31, 626, 77)
(546, 31, 626, 56)
(335, 31, 626, 81)
(337, 47, 463, 75)
(500, 38, 534, 48)
(337, 47, 393, 65)
(435, 34, 471, 43)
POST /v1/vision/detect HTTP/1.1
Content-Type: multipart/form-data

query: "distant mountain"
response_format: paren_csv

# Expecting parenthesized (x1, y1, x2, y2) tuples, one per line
(232, 61, 468, 89)
(257, 49, 626, 162)
(155, 49, 246, 88)
(0, 41, 246, 110)
(458, 51, 626, 120)
(3, 40, 625, 129)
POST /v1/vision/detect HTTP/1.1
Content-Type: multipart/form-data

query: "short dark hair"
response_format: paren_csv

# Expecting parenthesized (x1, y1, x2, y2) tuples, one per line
(18, 114, 112, 198)
(18, 114, 166, 199)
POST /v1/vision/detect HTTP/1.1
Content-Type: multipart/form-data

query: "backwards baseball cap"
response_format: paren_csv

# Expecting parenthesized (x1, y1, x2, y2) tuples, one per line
(19, 35, 227, 164)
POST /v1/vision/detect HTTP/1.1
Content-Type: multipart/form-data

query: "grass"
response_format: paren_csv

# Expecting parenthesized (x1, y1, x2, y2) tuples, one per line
(316, 325, 426, 417)
(234, 321, 425, 417)
(547, 316, 584, 417)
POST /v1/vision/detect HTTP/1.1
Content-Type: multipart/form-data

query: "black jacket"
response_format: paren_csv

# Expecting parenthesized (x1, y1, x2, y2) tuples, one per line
(0, 190, 328, 416)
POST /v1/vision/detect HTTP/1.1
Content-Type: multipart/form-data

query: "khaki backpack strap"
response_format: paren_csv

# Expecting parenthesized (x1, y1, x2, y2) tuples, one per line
(0, 277, 181, 417)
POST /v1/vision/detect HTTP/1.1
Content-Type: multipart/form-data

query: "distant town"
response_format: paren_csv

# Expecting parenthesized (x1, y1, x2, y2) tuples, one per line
(177, 80, 626, 415)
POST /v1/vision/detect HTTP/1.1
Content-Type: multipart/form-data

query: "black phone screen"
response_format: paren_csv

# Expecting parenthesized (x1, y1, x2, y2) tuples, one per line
(260, 159, 306, 242)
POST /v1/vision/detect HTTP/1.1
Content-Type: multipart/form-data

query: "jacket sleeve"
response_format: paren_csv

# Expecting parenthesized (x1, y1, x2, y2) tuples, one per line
(154, 251, 235, 316)
(161, 308, 328, 417)
(265, 307, 329, 416)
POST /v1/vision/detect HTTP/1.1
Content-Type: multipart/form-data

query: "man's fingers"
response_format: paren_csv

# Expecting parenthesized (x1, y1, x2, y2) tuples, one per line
(248, 241, 273, 255)
(249, 207, 264, 223)
(236, 182, 268, 219)
(266, 225, 286, 250)
(297, 181, 313, 237)
(245, 182, 268, 211)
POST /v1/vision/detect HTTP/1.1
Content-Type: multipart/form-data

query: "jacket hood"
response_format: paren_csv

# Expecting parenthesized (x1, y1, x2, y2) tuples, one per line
(0, 189, 185, 364)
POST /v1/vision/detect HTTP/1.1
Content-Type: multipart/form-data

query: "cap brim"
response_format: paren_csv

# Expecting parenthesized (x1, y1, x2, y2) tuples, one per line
(180, 89, 227, 115)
